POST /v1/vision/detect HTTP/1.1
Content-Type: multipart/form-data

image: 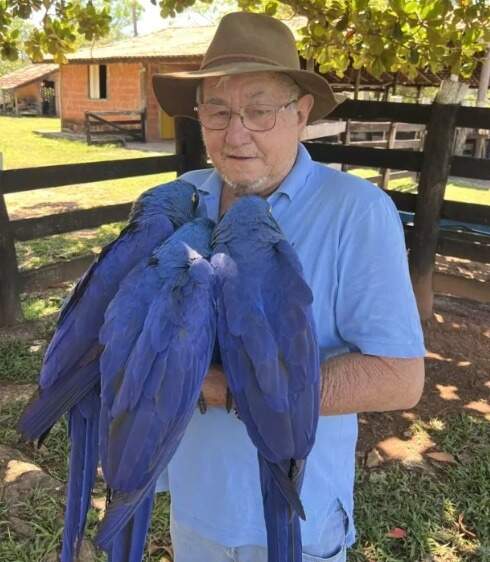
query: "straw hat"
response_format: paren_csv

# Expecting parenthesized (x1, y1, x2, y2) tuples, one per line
(152, 11, 344, 124)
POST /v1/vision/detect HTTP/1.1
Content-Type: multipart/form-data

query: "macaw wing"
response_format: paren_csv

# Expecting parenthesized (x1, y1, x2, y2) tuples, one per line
(217, 278, 304, 518)
(40, 214, 174, 390)
(267, 239, 320, 458)
(17, 227, 170, 444)
(95, 257, 216, 552)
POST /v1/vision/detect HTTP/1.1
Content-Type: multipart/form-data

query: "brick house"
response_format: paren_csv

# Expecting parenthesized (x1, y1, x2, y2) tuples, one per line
(0, 64, 59, 116)
(58, 26, 219, 142)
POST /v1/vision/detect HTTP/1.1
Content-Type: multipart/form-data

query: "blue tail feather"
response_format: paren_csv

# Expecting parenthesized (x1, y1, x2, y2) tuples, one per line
(60, 389, 100, 562)
(108, 490, 155, 562)
(259, 454, 303, 562)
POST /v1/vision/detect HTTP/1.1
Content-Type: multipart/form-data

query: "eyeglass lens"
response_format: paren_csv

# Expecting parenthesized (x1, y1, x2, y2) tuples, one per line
(198, 104, 277, 131)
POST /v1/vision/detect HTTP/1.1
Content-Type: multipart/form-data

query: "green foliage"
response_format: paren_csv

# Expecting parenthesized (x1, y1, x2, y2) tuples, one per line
(156, 0, 490, 81)
(0, 0, 112, 63)
(3, 0, 489, 80)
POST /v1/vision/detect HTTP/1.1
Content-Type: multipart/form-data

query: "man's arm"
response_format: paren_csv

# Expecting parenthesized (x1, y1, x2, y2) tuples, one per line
(319, 353, 424, 416)
(200, 354, 425, 415)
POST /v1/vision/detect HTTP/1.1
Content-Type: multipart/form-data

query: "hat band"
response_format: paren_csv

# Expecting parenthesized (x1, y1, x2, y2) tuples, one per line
(202, 53, 295, 71)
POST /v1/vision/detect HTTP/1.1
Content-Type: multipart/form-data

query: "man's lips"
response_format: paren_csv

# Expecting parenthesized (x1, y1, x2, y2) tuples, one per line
(225, 155, 258, 160)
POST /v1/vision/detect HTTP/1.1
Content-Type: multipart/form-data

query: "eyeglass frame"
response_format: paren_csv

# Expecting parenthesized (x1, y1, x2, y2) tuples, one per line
(193, 99, 299, 132)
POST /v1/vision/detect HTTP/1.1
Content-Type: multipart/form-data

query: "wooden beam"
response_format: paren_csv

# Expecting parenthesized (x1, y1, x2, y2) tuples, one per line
(304, 142, 423, 171)
(0, 153, 22, 326)
(409, 80, 466, 320)
(450, 155, 490, 180)
(385, 190, 490, 225)
(329, 99, 432, 124)
(175, 117, 207, 175)
(381, 122, 398, 189)
(456, 105, 490, 129)
(0, 154, 181, 194)
(432, 272, 489, 303)
(19, 255, 94, 293)
(404, 226, 490, 263)
(11, 203, 133, 241)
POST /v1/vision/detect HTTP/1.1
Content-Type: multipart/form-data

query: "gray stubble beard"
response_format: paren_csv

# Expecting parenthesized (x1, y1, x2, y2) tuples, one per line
(220, 172, 270, 196)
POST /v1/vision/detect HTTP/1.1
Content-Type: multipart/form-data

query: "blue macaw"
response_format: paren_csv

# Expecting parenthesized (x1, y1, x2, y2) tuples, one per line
(95, 217, 216, 560)
(17, 179, 200, 562)
(211, 196, 320, 562)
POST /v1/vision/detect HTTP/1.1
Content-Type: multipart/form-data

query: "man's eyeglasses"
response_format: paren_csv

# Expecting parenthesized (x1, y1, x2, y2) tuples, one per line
(194, 100, 298, 132)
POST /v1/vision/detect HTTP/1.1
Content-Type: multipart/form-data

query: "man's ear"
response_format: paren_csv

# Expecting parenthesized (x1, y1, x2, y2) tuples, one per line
(297, 94, 314, 129)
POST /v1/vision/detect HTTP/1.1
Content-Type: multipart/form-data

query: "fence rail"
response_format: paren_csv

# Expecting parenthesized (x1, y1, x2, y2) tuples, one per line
(10, 203, 133, 242)
(329, 99, 490, 129)
(1, 155, 181, 194)
(1, 103, 490, 326)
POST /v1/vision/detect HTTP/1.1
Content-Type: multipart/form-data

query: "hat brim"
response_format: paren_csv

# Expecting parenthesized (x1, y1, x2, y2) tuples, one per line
(152, 62, 345, 124)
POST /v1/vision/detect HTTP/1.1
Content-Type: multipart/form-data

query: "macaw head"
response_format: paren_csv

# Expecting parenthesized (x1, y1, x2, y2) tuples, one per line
(213, 195, 282, 248)
(131, 179, 203, 228)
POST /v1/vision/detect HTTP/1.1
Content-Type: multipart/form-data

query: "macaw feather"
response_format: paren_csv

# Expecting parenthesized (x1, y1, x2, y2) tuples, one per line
(212, 196, 320, 562)
(60, 389, 100, 562)
(96, 218, 216, 554)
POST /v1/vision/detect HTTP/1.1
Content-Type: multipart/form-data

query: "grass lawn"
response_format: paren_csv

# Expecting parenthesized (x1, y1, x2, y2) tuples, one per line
(0, 115, 176, 270)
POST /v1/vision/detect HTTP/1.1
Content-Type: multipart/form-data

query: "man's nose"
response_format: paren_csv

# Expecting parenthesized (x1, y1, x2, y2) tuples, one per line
(224, 112, 251, 145)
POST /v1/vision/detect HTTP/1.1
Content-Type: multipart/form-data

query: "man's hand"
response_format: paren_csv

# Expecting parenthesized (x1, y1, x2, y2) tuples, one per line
(201, 365, 228, 408)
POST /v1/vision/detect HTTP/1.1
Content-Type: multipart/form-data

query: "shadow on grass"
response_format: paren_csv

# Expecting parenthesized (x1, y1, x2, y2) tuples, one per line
(351, 413, 489, 562)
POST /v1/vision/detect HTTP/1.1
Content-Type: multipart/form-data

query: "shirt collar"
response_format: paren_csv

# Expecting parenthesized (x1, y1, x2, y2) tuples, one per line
(197, 168, 222, 196)
(197, 142, 313, 203)
(268, 143, 313, 204)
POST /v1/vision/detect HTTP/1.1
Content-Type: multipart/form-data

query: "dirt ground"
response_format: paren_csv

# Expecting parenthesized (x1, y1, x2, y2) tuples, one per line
(357, 292, 490, 463)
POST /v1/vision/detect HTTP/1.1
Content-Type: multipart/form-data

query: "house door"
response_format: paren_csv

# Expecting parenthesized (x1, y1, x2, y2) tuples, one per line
(41, 80, 56, 115)
(159, 107, 175, 139)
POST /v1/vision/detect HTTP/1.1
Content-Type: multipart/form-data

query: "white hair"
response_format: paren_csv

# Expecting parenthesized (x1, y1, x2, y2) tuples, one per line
(195, 72, 303, 104)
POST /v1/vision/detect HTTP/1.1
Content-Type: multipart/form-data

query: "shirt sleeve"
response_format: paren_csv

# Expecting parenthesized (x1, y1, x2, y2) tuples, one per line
(335, 193, 425, 358)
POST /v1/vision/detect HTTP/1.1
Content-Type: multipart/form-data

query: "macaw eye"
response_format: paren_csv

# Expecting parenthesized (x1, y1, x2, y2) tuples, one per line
(192, 193, 199, 210)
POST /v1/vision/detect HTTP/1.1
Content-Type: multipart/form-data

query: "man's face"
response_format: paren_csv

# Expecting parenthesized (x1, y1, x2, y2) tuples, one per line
(199, 72, 313, 196)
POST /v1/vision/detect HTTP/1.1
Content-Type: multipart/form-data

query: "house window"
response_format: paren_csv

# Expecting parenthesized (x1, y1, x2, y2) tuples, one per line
(89, 64, 107, 99)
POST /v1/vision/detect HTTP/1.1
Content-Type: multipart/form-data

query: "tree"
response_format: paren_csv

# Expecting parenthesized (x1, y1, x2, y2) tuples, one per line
(0, 1, 112, 63)
(107, 0, 144, 39)
(157, 0, 490, 83)
(0, 17, 34, 76)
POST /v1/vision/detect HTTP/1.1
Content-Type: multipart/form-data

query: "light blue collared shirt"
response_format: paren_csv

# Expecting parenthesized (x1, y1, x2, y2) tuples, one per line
(157, 144, 425, 549)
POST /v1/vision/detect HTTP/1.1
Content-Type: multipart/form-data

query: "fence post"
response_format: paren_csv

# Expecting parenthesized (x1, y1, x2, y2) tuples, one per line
(0, 153, 23, 326)
(85, 112, 91, 145)
(380, 122, 398, 189)
(175, 117, 207, 175)
(409, 80, 467, 321)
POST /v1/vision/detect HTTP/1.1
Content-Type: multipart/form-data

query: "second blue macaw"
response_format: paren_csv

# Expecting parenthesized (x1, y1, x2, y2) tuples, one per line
(212, 196, 320, 562)
(17, 179, 200, 562)
(95, 217, 216, 560)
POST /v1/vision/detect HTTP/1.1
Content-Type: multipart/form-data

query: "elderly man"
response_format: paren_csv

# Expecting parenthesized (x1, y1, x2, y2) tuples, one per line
(152, 11, 425, 562)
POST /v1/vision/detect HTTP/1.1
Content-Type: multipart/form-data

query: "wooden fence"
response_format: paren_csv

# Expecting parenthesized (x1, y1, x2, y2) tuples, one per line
(85, 110, 146, 145)
(0, 102, 489, 326)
